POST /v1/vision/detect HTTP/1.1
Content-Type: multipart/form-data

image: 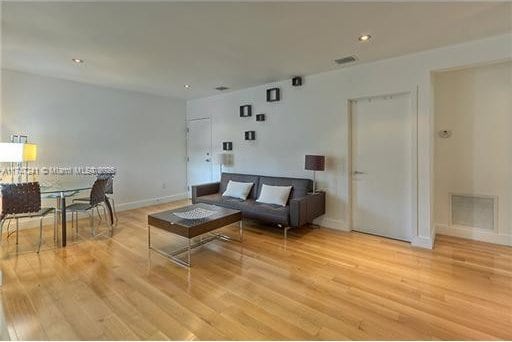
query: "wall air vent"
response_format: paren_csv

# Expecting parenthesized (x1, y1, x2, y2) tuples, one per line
(450, 194, 497, 231)
(215, 86, 229, 91)
(335, 56, 357, 65)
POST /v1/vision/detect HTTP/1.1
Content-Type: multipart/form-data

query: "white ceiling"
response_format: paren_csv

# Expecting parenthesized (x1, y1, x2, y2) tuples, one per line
(2, 2, 511, 99)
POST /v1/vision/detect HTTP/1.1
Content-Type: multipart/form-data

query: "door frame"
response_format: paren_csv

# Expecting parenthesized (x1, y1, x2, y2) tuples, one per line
(346, 89, 419, 241)
(186, 117, 213, 196)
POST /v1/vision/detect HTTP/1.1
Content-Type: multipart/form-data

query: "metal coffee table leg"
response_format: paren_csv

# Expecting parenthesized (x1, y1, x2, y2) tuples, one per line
(187, 238, 191, 267)
(147, 220, 243, 268)
(240, 220, 243, 242)
(209, 220, 244, 242)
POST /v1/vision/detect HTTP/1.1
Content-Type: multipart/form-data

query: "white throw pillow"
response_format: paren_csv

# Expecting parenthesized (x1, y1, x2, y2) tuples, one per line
(222, 181, 254, 200)
(256, 184, 293, 207)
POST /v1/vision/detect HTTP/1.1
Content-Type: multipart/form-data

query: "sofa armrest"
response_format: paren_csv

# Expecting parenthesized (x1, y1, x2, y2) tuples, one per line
(289, 192, 326, 227)
(191, 182, 220, 203)
(289, 196, 308, 228)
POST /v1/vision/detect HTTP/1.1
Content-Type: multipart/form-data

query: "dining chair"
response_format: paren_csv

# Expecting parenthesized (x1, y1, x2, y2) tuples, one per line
(66, 178, 112, 238)
(73, 173, 118, 227)
(0, 182, 57, 253)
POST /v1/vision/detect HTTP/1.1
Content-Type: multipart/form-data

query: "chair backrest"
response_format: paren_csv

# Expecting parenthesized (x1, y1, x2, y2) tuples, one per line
(97, 173, 114, 194)
(89, 178, 108, 206)
(0, 182, 42, 218)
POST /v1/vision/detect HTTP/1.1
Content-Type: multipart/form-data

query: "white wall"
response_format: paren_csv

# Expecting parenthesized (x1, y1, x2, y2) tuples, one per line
(0, 2, 3, 143)
(187, 33, 512, 248)
(434, 61, 512, 245)
(1, 69, 188, 212)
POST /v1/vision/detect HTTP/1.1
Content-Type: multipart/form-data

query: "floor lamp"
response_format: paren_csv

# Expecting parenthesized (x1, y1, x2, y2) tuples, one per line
(305, 155, 325, 194)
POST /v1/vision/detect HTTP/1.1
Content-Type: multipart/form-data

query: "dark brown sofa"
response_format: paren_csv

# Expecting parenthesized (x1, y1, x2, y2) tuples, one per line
(191, 173, 325, 237)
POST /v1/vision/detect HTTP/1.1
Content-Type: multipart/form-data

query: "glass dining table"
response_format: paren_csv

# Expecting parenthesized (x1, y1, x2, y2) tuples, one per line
(40, 179, 114, 247)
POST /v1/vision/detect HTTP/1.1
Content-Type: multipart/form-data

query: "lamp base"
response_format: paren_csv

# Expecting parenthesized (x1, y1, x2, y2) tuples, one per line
(312, 170, 317, 194)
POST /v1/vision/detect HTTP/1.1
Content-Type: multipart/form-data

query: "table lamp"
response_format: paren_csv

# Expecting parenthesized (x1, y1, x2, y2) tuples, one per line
(305, 155, 325, 194)
(0, 142, 37, 182)
(0, 143, 37, 162)
(218, 153, 233, 177)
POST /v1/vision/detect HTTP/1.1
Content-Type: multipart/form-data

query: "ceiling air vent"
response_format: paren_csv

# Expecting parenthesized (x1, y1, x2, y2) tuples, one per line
(335, 56, 357, 65)
(215, 86, 229, 91)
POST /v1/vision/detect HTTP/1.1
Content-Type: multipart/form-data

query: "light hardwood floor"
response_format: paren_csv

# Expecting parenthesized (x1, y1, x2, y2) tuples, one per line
(1, 200, 512, 340)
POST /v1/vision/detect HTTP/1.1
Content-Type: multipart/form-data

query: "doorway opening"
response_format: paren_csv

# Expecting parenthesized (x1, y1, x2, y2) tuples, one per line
(186, 118, 213, 197)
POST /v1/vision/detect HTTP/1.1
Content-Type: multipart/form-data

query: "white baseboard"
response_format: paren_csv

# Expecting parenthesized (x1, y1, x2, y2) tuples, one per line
(7, 193, 189, 230)
(314, 216, 437, 249)
(313, 216, 349, 231)
(116, 192, 189, 212)
(436, 223, 512, 246)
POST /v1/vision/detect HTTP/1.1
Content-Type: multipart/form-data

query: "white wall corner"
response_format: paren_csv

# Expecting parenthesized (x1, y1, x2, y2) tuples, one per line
(411, 225, 436, 249)
(0, 1, 3, 142)
(314, 216, 349, 232)
(411, 236, 434, 249)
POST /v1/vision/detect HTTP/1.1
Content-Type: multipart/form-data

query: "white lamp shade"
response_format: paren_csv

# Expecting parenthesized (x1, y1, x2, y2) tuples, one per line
(0, 143, 37, 162)
(218, 153, 233, 166)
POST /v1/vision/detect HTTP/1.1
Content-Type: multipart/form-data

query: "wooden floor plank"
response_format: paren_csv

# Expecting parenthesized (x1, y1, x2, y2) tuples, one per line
(1, 199, 512, 340)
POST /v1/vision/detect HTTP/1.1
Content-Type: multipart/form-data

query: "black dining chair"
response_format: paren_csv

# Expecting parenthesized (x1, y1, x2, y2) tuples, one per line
(0, 182, 57, 253)
(66, 178, 112, 238)
(73, 173, 118, 227)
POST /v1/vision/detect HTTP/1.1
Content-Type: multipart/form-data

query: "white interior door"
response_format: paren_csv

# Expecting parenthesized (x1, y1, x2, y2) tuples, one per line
(187, 118, 212, 191)
(351, 93, 415, 241)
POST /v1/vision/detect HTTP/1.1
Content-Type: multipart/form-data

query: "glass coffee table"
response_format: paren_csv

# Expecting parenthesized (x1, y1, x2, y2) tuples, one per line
(147, 203, 243, 267)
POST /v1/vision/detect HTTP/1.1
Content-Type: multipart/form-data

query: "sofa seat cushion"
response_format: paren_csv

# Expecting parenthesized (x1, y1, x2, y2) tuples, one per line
(195, 194, 290, 226)
(240, 200, 290, 226)
(195, 193, 246, 210)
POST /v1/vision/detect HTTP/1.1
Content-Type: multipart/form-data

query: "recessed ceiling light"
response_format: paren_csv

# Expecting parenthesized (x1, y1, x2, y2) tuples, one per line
(184, 84, 191, 88)
(358, 34, 372, 42)
(72, 58, 84, 63)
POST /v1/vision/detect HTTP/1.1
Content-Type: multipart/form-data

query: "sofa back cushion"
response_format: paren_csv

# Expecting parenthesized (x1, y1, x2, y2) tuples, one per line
(222, 180, 254, 200)
(257, 176, 312, 200)
(220, 173, 260, 200)
(256, 184, 293, 206)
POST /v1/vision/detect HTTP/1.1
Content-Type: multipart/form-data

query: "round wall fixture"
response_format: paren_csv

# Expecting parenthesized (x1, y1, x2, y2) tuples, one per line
(438, 129, 452, 138)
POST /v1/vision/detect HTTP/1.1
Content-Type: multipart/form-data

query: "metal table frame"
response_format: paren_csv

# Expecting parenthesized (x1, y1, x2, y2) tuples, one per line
(42, 184, 114, 247)
(148, 220, 243, 268)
